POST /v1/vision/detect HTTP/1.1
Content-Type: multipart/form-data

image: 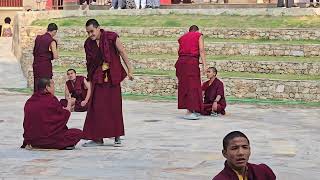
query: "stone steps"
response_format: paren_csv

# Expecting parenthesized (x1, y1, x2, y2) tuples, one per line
(55, 26, 320, 41)
(26, 70, 320, 102)
(52, 55, 320, 75)
(57, 39, 320, 57)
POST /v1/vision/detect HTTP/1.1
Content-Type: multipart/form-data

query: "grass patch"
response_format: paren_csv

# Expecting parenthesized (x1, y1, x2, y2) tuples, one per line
(62, 36, 320, 45)
(53, 66, 320, 80)
(32, 15, 320, 28)
(3, 88, 320, 107)
(59, 51, 320, 63)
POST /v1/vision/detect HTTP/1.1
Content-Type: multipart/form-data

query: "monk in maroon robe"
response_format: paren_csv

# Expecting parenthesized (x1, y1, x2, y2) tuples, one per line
(202, 67, 227, 116)
(21, 78, 83, 150)
(33, 23, 59, 92)
(82, 19, 134, 147)
(175, 25, 207, 120)
(213, 131, 276, 180)
(60, 69, 91, 112)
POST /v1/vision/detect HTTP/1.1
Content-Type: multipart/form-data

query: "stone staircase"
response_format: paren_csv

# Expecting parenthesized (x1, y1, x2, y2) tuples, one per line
(18, 24, 320, 102)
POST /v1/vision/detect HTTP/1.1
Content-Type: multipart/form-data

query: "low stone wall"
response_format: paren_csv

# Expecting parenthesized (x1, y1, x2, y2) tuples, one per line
(51, 56, 320, 75)
(58, 40, 320, 57)
(26, 71, 320, 102)
(58, 27, 320, 41)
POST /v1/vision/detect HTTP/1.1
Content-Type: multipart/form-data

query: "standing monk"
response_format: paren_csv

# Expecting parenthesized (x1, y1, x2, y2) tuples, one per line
(33, 23, 58, 92)
(60, 69, 91, 112)
(202, 67, 227, 116)
(82, 19, 134, 147)
(175, 25, 207, 120)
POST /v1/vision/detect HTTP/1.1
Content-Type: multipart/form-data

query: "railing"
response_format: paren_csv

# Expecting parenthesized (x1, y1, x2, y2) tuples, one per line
(0, 0, 23, 7)
(52, 0, 108, 9)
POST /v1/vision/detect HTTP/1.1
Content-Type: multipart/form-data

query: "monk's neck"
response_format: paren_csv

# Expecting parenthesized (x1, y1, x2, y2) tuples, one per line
(209, 77, 216, 85)
(228, 161, 247, 177)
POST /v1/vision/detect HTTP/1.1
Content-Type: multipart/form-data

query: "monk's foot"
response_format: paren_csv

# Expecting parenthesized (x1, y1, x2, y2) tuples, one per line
(82, 140, 104, 147)
(64, 146, 75, 150)
(210, 112, 218, 117)
(114, 137, 122, 147)
(183, 113, 200, 120)
(25, 144, 33, 150)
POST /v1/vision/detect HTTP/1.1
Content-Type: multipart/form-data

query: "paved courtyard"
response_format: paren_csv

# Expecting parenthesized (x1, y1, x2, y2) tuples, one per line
(0, 92, 319, 180)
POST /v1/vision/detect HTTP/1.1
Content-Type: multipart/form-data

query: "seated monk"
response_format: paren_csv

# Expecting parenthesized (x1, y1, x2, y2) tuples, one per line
(201, 67, 226, 116)
(60, 69, 91, 112)
(213, 131, 276, 180)
(21, 78, 83, 150)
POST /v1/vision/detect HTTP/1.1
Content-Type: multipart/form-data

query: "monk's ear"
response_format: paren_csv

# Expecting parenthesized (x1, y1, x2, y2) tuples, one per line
(222, 149, 227, 158)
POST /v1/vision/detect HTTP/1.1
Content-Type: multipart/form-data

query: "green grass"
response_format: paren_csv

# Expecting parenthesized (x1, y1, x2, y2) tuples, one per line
(62, 36, 320, 45)
(53, 66, 320, 81)
(32, 15, 320, 28)
(3, 88, 320, 107)
(59, 51, 320, 63)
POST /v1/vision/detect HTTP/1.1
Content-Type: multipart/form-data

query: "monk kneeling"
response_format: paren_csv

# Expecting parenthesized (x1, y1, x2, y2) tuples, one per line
(21, 78, 83, 150)
(60, 69, 91, 112)
(201, 67, 226, 116)
(213, 131, 276, 180)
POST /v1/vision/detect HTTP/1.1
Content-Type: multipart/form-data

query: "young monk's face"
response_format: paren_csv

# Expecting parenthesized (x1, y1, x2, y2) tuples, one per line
(86, 25, 100, 40)
(67, 70, 76, 81)
(206, 69, 217, 79)
(223, 137, 251, 171)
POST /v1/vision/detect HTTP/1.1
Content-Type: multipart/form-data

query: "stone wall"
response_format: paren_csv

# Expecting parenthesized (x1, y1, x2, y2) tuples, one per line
(26, 71, 320, 102)
(58, 27, 320, 40)
(57, 40, 320, 57)
(51, 56, 320, 75)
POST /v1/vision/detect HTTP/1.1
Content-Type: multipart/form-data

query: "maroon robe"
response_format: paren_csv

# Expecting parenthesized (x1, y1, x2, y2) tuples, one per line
(21, 91, 83, 150)
(60, 76, 88, 112)
(213, 161, 276, 180)
(175, 31, 203, 112)
(33, 33, 56, 92)
(201, 78, 227, 115)
(83, 29, 127, 140)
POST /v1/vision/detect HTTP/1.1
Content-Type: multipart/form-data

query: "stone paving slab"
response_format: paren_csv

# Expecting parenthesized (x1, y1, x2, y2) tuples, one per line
(0, 94, 319, 179)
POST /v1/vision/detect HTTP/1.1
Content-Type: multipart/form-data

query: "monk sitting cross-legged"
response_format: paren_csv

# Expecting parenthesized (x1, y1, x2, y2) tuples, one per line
(201, 67, 227, 116)
(21, 78, 83, 150)
(60, 69, 91, 112)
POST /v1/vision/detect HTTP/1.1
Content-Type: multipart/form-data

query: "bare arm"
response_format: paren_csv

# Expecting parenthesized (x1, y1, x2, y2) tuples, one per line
(115, 37, 134, 80)
(199, 35, 207, 74)
(214, 95, 222, 102)
(64, 84, 71, 99)
(83, 78, 91, 103)
(50, 40, 58, 59)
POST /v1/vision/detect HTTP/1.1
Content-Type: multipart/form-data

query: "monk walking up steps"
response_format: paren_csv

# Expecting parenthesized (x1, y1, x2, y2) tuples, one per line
(175, 25, 207, 120)
(82, 19, 134, 147)
(33, 23, 59, 92)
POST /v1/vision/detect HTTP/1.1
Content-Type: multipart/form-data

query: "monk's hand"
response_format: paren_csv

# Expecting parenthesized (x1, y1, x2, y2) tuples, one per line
(128, 72, 134, 81)
(212, 102, 218, 112)
(81, 100, 88, 107)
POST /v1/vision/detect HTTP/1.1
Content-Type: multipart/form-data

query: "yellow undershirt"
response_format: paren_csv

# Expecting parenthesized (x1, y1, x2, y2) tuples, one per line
(232, 169, 248, 180)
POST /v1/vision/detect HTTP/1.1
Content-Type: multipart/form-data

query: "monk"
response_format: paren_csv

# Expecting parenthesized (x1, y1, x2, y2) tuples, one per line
(60, 69, 91, 112)
(21, 78, 83, 150)
(82, 19, 134, 147)
(213, 131, 276, 180)
(201, 67, 226, 116)
(175, 25, 207, 120)
(33, 23, 58, 92)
